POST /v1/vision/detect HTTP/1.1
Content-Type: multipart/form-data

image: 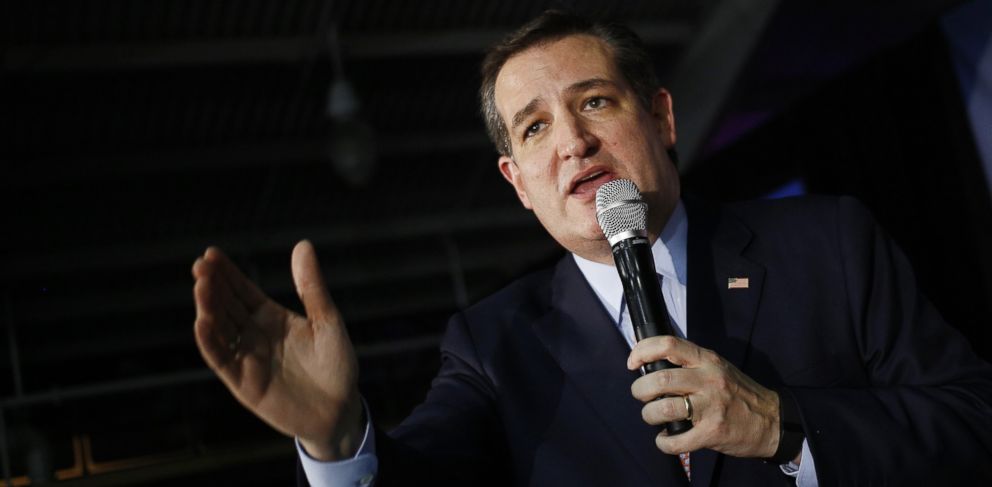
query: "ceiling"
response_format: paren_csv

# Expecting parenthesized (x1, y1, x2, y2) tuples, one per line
(0, 0, 967, 484)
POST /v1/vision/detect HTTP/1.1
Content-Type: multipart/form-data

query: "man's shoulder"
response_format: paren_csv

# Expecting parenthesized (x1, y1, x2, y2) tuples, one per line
(461, 257, 563, 321)
(722, 194, 865, 221)
(691, 195, 885, 276)
(716, 194, 875, 237)
(438, 256, 566, 356)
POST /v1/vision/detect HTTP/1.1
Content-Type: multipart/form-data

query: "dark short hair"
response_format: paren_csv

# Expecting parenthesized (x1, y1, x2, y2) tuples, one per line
(479, 10, 660, 157)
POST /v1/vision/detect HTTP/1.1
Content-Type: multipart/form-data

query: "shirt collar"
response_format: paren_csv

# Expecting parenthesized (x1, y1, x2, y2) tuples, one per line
(572, 199, 688, 319)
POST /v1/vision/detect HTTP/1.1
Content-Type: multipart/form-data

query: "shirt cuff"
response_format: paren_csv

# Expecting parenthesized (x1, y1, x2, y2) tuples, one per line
(779, 439, 818, 487)
(296, 401, 378, 487)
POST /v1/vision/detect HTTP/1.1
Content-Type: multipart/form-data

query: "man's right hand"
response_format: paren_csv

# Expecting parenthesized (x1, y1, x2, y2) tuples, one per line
(192, 240, 363, 461)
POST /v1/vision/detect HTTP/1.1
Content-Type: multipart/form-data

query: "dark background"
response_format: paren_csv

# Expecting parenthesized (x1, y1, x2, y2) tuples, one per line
(2, 0, 990, 485)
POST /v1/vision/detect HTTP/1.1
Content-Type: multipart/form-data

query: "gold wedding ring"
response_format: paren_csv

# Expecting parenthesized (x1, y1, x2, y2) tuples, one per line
(682, 395, 694, 422)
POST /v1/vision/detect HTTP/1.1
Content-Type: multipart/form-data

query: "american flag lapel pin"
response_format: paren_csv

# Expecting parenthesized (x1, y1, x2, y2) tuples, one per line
(727, 277, 749, 289)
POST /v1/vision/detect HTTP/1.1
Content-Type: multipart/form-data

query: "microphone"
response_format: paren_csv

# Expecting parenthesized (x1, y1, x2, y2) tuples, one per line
(595, 178, 692, 436)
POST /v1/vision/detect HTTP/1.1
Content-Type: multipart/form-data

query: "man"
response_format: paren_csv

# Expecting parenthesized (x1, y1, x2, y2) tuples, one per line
(192, 11, 992, 486)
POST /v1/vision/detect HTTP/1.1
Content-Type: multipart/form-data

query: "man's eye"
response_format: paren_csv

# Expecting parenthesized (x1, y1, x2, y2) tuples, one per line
(524, 121, 545, 139)
(584, 97, 608, 110)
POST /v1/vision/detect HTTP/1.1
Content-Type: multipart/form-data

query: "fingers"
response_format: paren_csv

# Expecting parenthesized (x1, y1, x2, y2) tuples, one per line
(200, 247, 267, 310)
(645, 395, 711, 455)
(193, 275, 242, 381)
(193, 251, 252, 338)
(631, 367, 698, 402)
(192, 247, 267, 382)
(629, 341, 783, 458)
(655, 427, 700, 455)
(627, 335, 713, 371)
(638, 395, 704, 455)
(640, 395, 694, 426)
(291, 240, 339, 323)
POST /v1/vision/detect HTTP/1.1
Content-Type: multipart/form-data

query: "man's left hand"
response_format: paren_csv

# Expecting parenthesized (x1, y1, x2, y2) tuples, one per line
(628, 336, 780, 458)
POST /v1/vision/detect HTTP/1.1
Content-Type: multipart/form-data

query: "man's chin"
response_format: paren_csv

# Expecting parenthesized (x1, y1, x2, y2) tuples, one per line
(581, 225, 612, 250)
(572, 235, 614, 264)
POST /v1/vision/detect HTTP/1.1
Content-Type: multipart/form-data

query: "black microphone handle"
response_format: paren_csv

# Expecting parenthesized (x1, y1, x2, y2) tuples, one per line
(611, 236, 693, 436)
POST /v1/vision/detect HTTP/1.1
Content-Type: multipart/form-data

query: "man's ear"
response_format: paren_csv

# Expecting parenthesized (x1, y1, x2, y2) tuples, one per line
(498, 156, 533, 210)
(651, 88, 677, 149)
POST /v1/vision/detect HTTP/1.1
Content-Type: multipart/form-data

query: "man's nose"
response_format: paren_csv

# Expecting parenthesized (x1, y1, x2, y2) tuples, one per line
(555, 115, 598, 161)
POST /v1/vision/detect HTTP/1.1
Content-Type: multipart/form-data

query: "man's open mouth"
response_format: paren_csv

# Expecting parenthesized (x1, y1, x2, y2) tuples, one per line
(570, 170, 613, 196)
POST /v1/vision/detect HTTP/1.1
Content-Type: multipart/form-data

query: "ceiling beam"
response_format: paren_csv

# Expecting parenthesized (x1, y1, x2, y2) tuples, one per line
(3, 21, 693, 72)
(16, 235, 559, 324)
(1, 207, 541, 281)
(4, 131, 493, 188)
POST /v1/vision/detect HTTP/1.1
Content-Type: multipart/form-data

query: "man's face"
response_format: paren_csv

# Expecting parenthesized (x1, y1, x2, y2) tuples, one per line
(494, 34, 680, 263)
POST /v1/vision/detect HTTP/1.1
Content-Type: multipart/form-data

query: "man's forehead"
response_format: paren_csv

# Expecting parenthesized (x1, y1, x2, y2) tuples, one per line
(494, 34, 619, 115)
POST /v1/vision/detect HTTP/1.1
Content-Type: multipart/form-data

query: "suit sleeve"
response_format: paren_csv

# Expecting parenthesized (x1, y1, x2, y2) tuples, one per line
(371, 312, 511, 486)
(788, 196, 992, 485)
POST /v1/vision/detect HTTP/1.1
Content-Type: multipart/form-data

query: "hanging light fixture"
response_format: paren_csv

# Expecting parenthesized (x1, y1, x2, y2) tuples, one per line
(325, 24, 376, 186)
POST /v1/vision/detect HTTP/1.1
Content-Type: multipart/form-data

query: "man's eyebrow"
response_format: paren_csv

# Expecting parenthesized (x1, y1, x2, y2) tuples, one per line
(565, 78, 614, 95)
(511, 98, 542, 132)
(509, 78, 617, 132)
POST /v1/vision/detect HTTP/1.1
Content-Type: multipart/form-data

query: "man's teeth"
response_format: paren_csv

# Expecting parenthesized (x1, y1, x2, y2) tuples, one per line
(578, 171, 604, 183)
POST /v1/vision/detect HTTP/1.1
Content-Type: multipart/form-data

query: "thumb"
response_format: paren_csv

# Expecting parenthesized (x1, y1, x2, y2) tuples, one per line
(291, 239, 336, 321)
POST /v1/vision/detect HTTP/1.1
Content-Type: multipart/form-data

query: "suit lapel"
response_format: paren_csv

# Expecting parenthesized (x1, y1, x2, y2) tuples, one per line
(531, 257, 689, 486)
(684, 198, 766, 487)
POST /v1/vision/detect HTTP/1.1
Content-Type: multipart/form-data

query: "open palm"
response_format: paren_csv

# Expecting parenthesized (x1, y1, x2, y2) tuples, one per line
(192, 241, 363, 459)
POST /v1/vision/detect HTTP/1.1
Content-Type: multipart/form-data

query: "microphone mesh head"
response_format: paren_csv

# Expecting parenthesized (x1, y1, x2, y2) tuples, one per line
(595, 179, 647, 239)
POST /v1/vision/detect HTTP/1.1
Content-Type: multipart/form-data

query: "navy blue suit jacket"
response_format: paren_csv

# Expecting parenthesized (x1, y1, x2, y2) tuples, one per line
(306, 196, 992, 486)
